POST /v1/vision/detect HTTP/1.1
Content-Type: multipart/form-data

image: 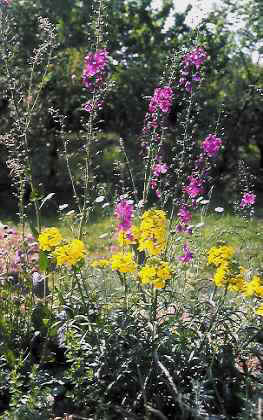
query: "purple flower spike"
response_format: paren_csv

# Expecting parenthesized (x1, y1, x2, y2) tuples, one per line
(192, 73, 201, 82)
(115, 200, 133, 232)
(240, 192, 256, 208)
(149, 86, 173, 114)
(82, 49, 109, 90)
(179, 243, 193, 263)
(185, 81, 192, 93)
(201, 134, 222, 157)
(153, 163, 168, 177)
(178, 207, 192, 224)
(184, 176, 204, 198)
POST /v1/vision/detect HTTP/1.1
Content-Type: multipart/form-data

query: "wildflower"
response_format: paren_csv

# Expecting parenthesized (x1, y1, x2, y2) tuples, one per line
(117, 231, 133, 247)
(183, 47, 208, 71)
(207, 245, 235, 267)
(0, 0, 11, 5)
(178, 207, 192, 224)
(111, 252, 137, 273)
(240, 192, 256, 208)
(201, 134, 222, 157)
(53, 239, 85, 267)
(227, 274, 246, 293)
(150, 179, 158, 190)
(185, 81, 192, 93)
(179, 243, 193, 263)
(91, 258, 110, 268)
(138, 209, 167, 256)
(153, 163, 168, 177)
(256, 304, 263, 316)
(38, 227, 63, 251)
(192, 73, 201, 81)
(213, 262, 230, 287)
(184, 176, 204, 198)
(83, 49, 108, 78)
(115, 200, 133, 232)
(243, 275, 263, 298)
(149, 86, 173, 114)
(83, 100, 103, 113)
(138, 259, 172, 289)
(83, 49, 108, 89)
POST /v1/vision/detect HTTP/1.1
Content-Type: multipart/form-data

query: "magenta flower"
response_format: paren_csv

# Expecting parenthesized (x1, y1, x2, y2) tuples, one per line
(83, 49, 108, 89)
(83, 100, 103, 113)
(115, 200, 133, 232)
(178, 207, 192, 224)
(185, 81, 192, 93)
(240, 193, 256, 208)
(149, 86, 173, 114)
(150, 179, 158, 190)
(83, 49, 108, 77)
(183, 47, 208, 70)
(179, 243, 193, 263)
(153, 163, 168, 177)
(201, 134, 222, 157)
(192, 73, 201, 82)
(184, 176, 204, 198)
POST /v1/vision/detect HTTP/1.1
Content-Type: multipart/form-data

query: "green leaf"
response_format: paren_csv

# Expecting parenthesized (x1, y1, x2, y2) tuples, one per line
(42, 318, 49, 327)
(29, 221, 39, 239)
(39, 251, 49, 272)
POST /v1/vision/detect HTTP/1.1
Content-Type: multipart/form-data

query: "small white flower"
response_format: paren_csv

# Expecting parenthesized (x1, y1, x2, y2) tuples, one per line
(215, 207, 224, 213)
(195, 222, 205, 228)
(137, 200, 144, 208)
(95, 195, 105, 203)
(59, 203, 69, 210)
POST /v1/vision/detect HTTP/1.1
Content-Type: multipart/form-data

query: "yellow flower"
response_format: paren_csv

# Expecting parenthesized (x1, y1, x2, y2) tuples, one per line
(38, 227, 63, 251)
(131, 225, 140, 241)
(243, 275, 263, 298)
(54, 239, 85, 267)
(138, 259, 172, 289)
(91, 258, 110, 268)
(139, 265, 156, 285)
(138, 209, 167, 256)
(256, 304, 263, 316)
(228, 273, 246, 293)
(117, 231, 132, 247)
(213, 262, 230, 287)
(111, 252, 137, 273)
(208, 245, 235, 267)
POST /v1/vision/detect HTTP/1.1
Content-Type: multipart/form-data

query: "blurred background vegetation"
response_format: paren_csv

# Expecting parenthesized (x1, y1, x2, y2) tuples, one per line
(0, 0, 262, 215)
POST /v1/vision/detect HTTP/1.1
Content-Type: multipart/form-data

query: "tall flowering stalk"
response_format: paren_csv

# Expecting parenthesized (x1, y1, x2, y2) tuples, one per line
(62, 0, 113, 239)
(0, 8, 57, 236)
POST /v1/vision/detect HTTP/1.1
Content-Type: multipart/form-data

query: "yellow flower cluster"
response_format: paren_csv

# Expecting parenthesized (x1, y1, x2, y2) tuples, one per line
(208, 244, 263, 316)
(208, 245, 246, 291)
(256, 304, 263, 316)
(38, 227, 63, 251)
(207, 245, 235, 267)
(138, 258, 172, 289)
(243, 275, 263, 298)
(53, 239, 85, 267)
(111, 252, 137, 273)
(243, 275, 263, 316)
(137, 210, 167, 256)
(91, 258, 110, 268)
(117, 231, 132, 247)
